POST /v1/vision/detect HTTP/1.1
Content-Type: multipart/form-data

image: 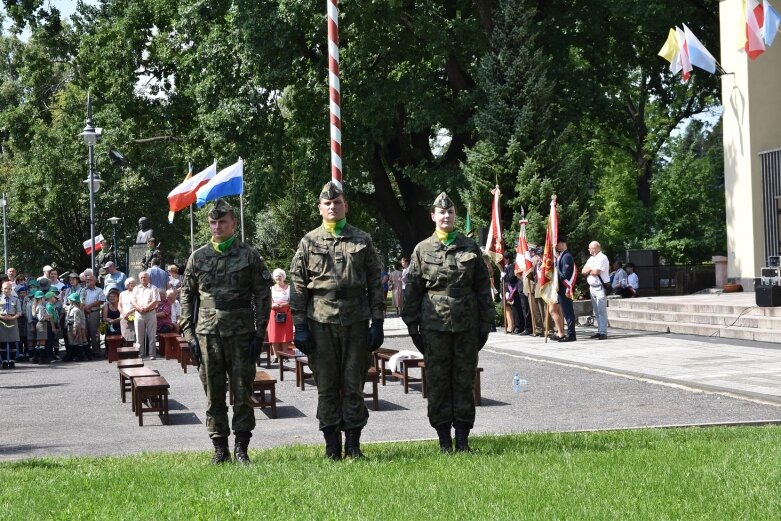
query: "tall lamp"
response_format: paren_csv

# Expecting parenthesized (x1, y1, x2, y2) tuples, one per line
(79, 93, 103, 274)
(108, 216, 120, 267)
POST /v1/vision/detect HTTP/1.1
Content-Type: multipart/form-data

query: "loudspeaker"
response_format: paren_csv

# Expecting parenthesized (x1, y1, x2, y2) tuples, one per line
(756, 285, 781, 307)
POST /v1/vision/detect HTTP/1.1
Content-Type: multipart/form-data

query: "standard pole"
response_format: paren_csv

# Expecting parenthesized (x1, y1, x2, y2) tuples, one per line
(111, 222, 118, 264)
(327, 0, 342, 188)
(189, 204, 194, 254)
(1, 193, 7, 273)
(240, 192, 245, 242)
(88, 142, 96, 275)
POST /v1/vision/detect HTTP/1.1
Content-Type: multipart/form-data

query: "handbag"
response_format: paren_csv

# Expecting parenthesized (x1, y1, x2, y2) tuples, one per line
(275, 311, 287, 324)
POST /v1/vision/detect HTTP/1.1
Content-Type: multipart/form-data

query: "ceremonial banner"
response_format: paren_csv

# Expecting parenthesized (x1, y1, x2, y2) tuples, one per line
(83, 234, 105, 255)
(539, 197, 559, 305)
(485, 186, 504, 266)
(167, 162, 217, 217)
(515, 216, 532, 273)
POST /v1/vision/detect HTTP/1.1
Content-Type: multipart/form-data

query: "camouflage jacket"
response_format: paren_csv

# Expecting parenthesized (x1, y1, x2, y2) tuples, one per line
(402, 232, 495, 332)
(179, 239, 271, 340)
(289, 223, 384, 326)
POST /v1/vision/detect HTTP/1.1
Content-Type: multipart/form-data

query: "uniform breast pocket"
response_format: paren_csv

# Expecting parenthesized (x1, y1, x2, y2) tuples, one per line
(345, 241, 367, 268)
(197, 258, 219, 291)
(227, 256, 252, 287)
(422, 252, 444, 282)
(307, 244, 330, 274)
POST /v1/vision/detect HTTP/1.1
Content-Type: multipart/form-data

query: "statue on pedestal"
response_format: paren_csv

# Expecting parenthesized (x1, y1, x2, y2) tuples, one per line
(136, 217, 154, 245)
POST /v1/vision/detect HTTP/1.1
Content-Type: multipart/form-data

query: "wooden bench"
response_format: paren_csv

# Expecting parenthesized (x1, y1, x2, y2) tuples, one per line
(105, 335, 124, 363)
(365, 367, 379, 411)
(117, 346, 140, 360)
(257, 341, 272, 368)
(373, 348, 399, 385)
(133, 375, 170, 426)
(119, 367, 159, 405)
(228, 371, 278, 419)
(158, 333, 180, 360)
(117, 358, 144, 370)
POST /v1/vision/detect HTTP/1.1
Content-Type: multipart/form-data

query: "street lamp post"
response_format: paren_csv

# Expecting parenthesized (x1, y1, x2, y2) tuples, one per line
(79, 93, 103, 275)
(1, 193, 7, 273)
(108, 216, 120, 267)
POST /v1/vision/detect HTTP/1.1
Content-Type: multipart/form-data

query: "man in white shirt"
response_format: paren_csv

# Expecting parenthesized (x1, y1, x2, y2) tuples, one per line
(79, 274, 106, 357)
(581, 241, 610, 340)
(132, 271, 160, 358)
(624, 263, 639, 298)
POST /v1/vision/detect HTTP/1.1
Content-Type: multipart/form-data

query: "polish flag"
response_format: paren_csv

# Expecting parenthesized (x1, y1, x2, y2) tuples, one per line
(83, 234, 105, 255)
(485, 186, 504, 266)
(514, 216, 532, 273)
(167, 162, 217, 215)
(746, 0, 766, 59)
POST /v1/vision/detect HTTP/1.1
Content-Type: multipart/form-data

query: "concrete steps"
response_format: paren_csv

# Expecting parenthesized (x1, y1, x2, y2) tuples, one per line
(606, 293, 781, 343)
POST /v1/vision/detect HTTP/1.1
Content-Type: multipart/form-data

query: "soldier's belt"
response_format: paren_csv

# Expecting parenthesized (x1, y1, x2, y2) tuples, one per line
(200, 298, 252, 310)
(427, 287, 473, 298)
(311, 288, 366, 299)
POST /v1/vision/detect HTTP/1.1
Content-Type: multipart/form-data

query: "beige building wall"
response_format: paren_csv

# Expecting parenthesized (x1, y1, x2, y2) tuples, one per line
(720, 0, 781, 288)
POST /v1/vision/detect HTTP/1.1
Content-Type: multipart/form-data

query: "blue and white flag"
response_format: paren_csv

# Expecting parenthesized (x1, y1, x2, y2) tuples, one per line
(196, 158, 243, 207)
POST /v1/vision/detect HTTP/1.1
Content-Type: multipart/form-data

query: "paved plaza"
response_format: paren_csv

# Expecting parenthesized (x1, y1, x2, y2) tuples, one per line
(2, 315, 780, 462)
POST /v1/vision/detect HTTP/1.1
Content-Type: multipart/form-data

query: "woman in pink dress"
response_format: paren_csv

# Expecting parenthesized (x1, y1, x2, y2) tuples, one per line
(267, 268, 293, 361)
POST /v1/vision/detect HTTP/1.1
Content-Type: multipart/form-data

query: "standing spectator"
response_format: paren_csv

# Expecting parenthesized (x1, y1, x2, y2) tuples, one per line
(31, 290, 49, 362)
(119, 277, 137, 345)
(103, 262, 127, 295)
(148, 257, 169, 291)
(400, 257, 410, 293)
(141, 237, 162, 270)
(61, 273, 82, 355)
(582, 241, 610, 340)
(389, 262, 404, 315)
(167, 265, 182, 295)
(524, 245, 544, 336)
(380, 265, 389, 302)
(502, 251, 519, 334)
(80, 274, 106, 358)
(132, 271, 160, 359)
(289, 182, 384, 460)
(43, 291, 61, 362)
(610, 260, 627, 291)
(64, 293, 87, 361)
(0, 281, 22, 368)
(402, 192, 494, 453)
(180, 198, 271, 464)
(102, 288, 122, 336)
(16, 284, 29, 361)
(556, 236, 577, 342)
(267, 268, 293, 362)
(6, 267, 18, 295)
(166, 290, 181, 333)
(48, 268, 65, 292)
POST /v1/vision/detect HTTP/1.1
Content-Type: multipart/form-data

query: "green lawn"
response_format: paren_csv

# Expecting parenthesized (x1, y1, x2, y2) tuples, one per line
(2, 427, 780, 520)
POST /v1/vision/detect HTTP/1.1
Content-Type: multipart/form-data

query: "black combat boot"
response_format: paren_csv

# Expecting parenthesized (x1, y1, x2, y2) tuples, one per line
(454, 427, 472, 453)
(435, 424, 453, 453)
(344, 429, 365, 459)
(323, 427, 342, 461)
(211, 437, 231, 464)
(234, 432, 252, 464)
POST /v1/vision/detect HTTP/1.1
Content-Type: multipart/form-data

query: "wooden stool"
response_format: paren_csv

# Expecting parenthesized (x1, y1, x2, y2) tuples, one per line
(117, 358, 144, 370)
(159, 333, 179, 360)
(373, 348, 399, 385)
(365, 367, 379, 411)
(119, 367, 159, 405)
(179, 341, 196, 373)
(295, 356, 314, 390)
(105, 335, 124, 363)
(228, 371, 278, 419)
(133, 376, 170, 426)
(394, 357, 425, 394)
(277, 348, 298, 382)
(117, 346, 140, 360)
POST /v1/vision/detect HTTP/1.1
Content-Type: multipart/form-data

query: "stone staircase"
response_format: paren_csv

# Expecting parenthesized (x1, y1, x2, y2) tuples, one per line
(606, 292, 781, 343)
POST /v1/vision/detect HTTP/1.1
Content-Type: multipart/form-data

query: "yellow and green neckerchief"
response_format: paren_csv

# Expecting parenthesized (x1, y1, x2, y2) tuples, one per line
(435, 229, 458, 246)
(323, 217, 347, 237)
(211, 234, 237, 253)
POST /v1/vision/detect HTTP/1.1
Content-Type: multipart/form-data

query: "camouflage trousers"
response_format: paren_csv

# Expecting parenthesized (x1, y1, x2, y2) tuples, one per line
(421, 329, 479, 429)
(309, 320, 371, 431)
(197, 332, 256, 439)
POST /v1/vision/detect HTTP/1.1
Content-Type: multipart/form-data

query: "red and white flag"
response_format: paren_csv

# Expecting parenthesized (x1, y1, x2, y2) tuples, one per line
(485, 186, 505, 266)
(676, 26, 693, 83)
(514, 216, 532, 273)
(83, 234, 105, 255)
(167, 162, 217, 220)
(539, 197, 559, 305)
(746, 0, 766, 59)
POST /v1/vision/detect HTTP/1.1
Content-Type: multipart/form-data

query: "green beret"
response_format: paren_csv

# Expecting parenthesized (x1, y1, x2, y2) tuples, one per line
(67, 292, 81, 303)
(432, 192, 454, 209)
(208, 198, 235, 220)
(319, 181, 344, 201)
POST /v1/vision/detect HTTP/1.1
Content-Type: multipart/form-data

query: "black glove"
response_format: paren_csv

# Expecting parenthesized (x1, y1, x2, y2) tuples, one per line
(249, 334, 263, 362)
(188, 337, 202, 368)
(294, 323, 315, 355)
(366, 319, 384, 352)
(478, 324, 491, 351)
(407, 323, 425, 354)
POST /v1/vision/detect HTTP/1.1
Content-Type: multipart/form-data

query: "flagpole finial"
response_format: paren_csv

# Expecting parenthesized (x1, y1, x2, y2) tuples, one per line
(551, 194, 557, 202)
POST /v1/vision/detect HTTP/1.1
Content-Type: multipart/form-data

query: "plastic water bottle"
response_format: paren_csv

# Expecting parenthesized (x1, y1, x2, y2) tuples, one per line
(512, 372, 522, 393)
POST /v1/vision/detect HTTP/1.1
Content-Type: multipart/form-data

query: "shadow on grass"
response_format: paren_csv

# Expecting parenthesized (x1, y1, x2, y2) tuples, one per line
(0, 458, 68, 470)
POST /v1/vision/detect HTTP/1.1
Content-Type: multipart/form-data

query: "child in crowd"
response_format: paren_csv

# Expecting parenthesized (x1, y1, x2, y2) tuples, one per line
(16, 285, 29, 362)
(44, 292, 61, 361)
(31, 290, 47, 363)
(0, 281, 22, 368)
(65, 293, 87, 361)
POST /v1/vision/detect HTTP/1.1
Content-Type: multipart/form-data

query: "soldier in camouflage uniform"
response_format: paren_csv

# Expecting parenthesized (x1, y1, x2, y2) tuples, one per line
(179, 199, 272, 464)
(402, 192, 495, 453)
(289, 182, 385, 460)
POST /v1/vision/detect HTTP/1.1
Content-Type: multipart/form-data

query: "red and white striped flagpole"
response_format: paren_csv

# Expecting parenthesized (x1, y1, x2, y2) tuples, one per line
(327, 0, 342, 189)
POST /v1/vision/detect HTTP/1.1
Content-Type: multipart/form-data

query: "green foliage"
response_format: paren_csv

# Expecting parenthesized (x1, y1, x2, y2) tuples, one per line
(645, 119, 726, 264)
(1, 428, 780, 519)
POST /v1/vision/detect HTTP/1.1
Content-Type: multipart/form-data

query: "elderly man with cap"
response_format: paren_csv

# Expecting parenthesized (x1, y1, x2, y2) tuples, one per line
(402, 192, 495, 453)
(289, 182, 385, 460)
(180, 198, 272, 464)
